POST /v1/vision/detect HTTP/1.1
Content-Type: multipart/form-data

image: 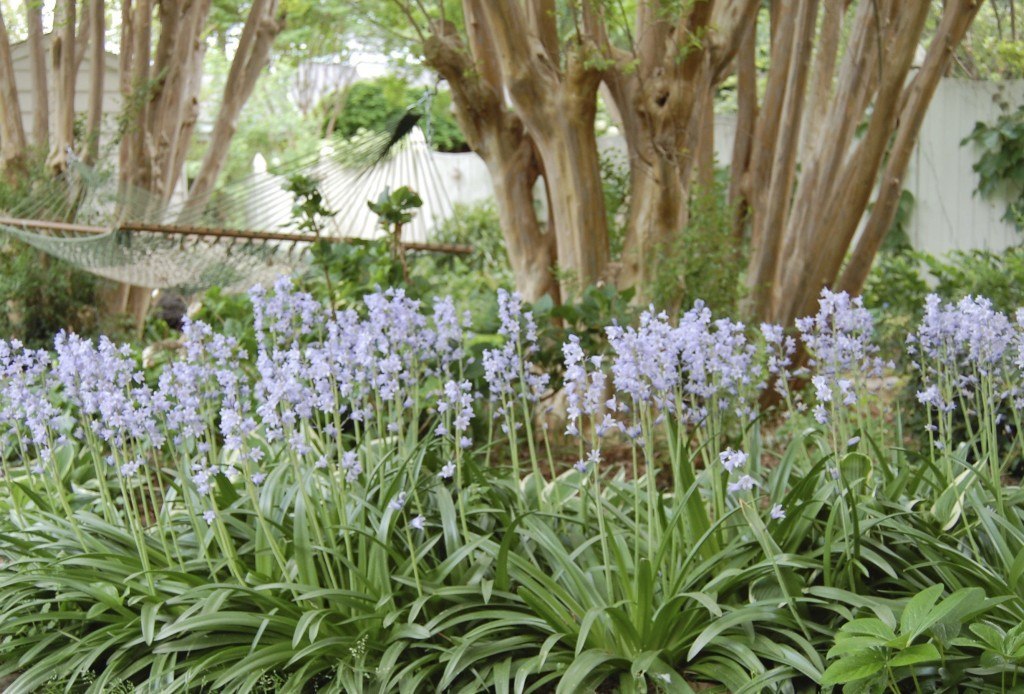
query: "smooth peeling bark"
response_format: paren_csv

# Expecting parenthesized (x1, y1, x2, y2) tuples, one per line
(509, 64, 608, 294)
(756, 0, 818, 317)
(840, 0, 983, 296)
(0, 9, 25, 176)
(618, 153, 687, 291)
(769, 0, 932, 326)
(487, 152, 559, 302)
(150, 0, 211, 198)
(603, 0, 727, 295)
(187, 0, 284, 212)
(128, 0, 152, 190)
(26, 1, 48, 149)
(47, 0, 78, 173)
(743, 0, 802, 319)
(761, 0, 874, 266)
(84, 0, 104, 166)
(532, 103, 609, 293)
(728, 15, 758, 237)
(476, 0, 610, 294)
(423, 17, 558, 302)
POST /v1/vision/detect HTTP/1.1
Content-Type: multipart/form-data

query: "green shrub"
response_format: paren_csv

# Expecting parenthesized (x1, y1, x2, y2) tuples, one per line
(652, 169, 745, 317)
(0, 239, 102, 348)
(923, 247, 1024, 313)
(600, 149, 630, 260)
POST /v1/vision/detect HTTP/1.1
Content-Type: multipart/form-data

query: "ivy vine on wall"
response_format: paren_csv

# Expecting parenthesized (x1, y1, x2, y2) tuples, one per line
(963, 102, 1024, 230)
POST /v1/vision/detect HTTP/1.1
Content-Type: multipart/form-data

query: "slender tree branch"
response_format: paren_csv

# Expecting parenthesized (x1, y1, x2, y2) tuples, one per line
(388, 0, 427, 43)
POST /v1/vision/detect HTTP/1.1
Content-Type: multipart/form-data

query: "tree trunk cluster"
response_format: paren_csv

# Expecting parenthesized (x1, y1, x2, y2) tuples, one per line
(413, 0, 981, 324)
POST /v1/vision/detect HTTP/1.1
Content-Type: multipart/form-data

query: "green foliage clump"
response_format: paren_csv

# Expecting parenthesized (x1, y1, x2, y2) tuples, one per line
(599, 148, 630, 259)
(7, 280, 1024, 690)
(652, 168, 745, 317)
(367, 185, 423, 231)
(325, 75, 467, 152)
(0, 154, 111, 347)
(866, 246, 1024, 328)
(284, 173, 337, 236)
(431, 200, 511, 283)
(0, 240, 101, 348)
(963, 103, 1024, 229)
(862, 251, 930, 358)
(923, 247, 1024, 313)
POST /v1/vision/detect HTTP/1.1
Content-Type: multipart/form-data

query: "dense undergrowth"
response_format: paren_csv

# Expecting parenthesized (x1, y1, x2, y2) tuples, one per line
(1, 279, 1024, 692)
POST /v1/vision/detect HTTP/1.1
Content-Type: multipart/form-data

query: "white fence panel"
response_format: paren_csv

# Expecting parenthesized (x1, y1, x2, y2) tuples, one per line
(907, 78, 1024, 256)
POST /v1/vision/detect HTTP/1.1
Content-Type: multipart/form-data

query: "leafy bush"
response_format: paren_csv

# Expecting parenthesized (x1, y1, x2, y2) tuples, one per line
(0, 238, 102, 348)
(866, 245, 1024, 360)
(862, 250, 931, 360)
(652, 169, 746, 317)
(430, 201, 511, 283)
(923, 247, 1024, 313)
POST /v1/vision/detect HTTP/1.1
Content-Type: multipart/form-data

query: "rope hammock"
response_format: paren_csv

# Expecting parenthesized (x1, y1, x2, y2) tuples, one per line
(0, 126, 468, 293)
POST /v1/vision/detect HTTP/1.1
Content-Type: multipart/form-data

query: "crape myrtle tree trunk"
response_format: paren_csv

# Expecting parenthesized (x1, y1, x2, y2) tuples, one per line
(0, 8, 26, 177)
(421, 5, 559, 302)
(378, 0, 980, 324)
(473, 0, 609, 296)
(84, 0, 105, 166)
(186, 0, 286, 213)
(391, 0, 608, 300)
(111, 0, 284, 323)
(741, 0, 981, 325)
(591, 0, 758, 293)
(112, 0, 213, 321)
(48, 0, 95, 173)
(26, 0, 49, 151)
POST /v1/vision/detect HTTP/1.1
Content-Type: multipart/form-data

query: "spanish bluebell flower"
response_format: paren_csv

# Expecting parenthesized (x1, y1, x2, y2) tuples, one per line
(483, 290, 549, 404)
(436, 380, 475, 436)
(410, 515, 426, 531)
(250, 277, 324, 350)
(770, 503, 786, 520)
(119, 458, 142, 477)
(727, 474, 756, 494)
(203, 510, 216, 525)
(912, 295, 1015, 421)
(606, 302, 758, 426)
(797, 289, 887, 424)
(439, 461, 456, 479)
(388, 492, 407, 511)
(429, 297, 469, 377)
(719, 448, 747, 473)
(341, 451, 361, 482)
(562, 335, 610, 437)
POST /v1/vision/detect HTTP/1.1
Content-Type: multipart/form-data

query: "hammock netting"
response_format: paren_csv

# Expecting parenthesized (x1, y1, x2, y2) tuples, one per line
(0, 127, 454, 293)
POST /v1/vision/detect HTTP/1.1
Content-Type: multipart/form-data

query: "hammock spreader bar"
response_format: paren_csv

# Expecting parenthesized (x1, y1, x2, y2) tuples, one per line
(0, 216, 473, 255)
